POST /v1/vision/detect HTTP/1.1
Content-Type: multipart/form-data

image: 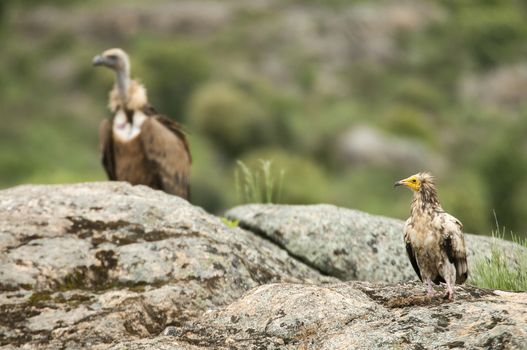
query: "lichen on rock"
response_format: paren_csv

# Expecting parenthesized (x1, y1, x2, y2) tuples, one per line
(226, 203, 527, 283)
(0, 183, 332, 349)
(1, 183, 525, 349)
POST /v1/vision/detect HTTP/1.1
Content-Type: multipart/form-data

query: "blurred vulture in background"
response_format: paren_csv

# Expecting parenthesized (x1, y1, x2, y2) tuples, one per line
(92, 48, 191, 200)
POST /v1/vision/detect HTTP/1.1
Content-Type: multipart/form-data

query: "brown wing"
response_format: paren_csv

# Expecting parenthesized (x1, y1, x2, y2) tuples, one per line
(140, 115, 191, 200)
(142, 105, 192, 163)
(441, 213, 468, 284)
(404, 219, 422, 282)
(98, 119, 116, 180)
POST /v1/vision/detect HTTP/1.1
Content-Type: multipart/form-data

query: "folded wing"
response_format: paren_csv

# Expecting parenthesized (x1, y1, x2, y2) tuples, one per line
(404, 219, 423, 282)
(140, 113, 191, 200)
(440, 213, 468, 284)
(99, 119, 116, 180)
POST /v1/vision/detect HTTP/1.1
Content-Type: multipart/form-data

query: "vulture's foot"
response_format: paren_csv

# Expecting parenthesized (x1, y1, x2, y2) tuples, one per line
(427, 290, 436, 298)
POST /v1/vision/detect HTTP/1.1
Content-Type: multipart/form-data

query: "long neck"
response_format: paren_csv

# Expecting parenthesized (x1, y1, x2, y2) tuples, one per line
(115, 67, 130, 107)
(411, 183, 441, 217)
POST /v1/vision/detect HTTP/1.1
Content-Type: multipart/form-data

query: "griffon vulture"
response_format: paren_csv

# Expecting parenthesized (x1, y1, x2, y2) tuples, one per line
(92, 48, 191, 199)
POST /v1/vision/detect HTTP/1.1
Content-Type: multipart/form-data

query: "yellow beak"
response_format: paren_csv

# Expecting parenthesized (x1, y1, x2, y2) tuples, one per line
(394, 178, 412, 187)
(394, 176, 418, 191)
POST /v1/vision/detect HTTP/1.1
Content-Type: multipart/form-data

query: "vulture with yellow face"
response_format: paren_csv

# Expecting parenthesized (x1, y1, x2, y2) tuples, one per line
(92, 48, 191, 200)
(395, 172, 468, 300)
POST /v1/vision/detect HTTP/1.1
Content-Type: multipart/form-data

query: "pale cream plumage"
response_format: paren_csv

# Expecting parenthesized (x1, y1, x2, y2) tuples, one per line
(395, 172, 468, 300)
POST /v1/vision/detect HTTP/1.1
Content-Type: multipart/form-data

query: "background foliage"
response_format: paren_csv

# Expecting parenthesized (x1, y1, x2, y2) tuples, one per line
(1, 0, 527, 238)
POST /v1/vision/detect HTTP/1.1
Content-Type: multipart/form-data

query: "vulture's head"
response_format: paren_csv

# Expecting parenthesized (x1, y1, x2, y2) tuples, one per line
(394, 172, 434, 192)
(92, 48, 130, 75)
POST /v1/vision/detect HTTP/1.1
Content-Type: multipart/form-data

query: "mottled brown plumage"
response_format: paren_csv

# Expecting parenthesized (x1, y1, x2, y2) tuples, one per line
(93, 48, 191, 199)
(395, 172, 468, 300)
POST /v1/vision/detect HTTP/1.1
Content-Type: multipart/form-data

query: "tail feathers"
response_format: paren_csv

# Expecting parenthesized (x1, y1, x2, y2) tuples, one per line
(456, 261, 468, 284)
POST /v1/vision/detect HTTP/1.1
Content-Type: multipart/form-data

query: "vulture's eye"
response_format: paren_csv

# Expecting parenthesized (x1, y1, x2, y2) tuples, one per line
(411, 179, 416, 183)
(107, 55, 117, 60)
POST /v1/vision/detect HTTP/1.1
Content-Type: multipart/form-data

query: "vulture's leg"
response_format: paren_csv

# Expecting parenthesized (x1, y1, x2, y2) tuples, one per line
(426, 279, 435, 297)
(445, 280, 455, 300)
(441, 263, 456, 300)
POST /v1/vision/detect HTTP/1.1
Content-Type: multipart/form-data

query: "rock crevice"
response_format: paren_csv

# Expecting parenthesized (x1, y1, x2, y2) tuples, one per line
(227, 203, 527, 283)
(0, 183, 525, 349)
(0, 183, 333, 349)
(236, 219, 334, 278)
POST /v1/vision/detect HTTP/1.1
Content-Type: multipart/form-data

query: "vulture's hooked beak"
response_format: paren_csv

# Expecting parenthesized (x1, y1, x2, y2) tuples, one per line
(394, 180, 403, 188)
(92, 55, 106, 67)
(394, 176, 419, 191)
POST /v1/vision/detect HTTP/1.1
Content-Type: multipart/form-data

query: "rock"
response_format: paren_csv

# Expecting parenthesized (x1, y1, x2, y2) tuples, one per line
(335, 126, 444, 171)
(2, 183, 525, 349)
(16, 2, 233, 40)
(226, 204, 527, 282)
(337, 1, 443, 65)
(111, 281, 527, 349)
(0, 183, 333, 349)
(460, 64, 527, 113)
(161, 326, 180, 337)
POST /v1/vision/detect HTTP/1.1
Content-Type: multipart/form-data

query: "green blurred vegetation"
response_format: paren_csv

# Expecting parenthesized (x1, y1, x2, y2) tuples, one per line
(1, 0, 527, 238)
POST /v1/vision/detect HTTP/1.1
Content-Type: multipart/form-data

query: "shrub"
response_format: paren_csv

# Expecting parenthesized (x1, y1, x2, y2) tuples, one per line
(189, 82, 271, 156)
(186, 134, 235, 213)
(331, 167, 408, 219)
(136, 41, 210, 120)
(381, 104, 437, 146)
(455, 5, 527, 69)
(393, 78, 444, 112)
(439, 172, 490, 235)
(479, 125, 527, 233)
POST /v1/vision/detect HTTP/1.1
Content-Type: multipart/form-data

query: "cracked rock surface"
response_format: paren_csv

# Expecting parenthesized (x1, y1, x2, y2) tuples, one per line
(227, 204, 527, 282)
(0, 183, 333, 349)
(1, 183, 526, 349)
(118, 282, 524, 350)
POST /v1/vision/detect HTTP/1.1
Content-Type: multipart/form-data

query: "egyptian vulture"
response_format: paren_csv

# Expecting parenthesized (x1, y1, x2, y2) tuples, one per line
(395, 172, 468, 300)
(92, 48, 191, 199)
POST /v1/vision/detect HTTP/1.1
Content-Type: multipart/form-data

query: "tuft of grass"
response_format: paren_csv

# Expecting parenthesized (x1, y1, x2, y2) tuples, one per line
(220, 217, 239, 228)
(470, 224, 527, 292)
(234, 159, 285, 204)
